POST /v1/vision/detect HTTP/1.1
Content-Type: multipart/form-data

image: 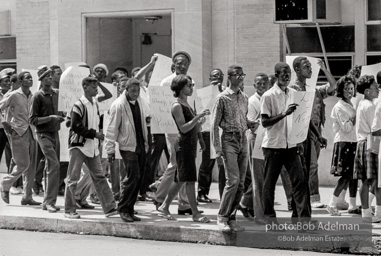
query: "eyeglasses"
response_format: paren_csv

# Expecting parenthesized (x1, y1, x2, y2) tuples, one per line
(211, 74, 224, 79)
(230, 73, 246, 79)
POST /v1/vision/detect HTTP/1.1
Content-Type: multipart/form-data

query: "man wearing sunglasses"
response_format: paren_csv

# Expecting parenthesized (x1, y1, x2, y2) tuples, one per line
(212, 65, 249, 232)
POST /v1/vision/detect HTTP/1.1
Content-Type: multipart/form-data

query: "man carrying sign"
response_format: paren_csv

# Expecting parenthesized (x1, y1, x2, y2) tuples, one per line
(289, 57, 336, 209)
(261, 62, 310, 222)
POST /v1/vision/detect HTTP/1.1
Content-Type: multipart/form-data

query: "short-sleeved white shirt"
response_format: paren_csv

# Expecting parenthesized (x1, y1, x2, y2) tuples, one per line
(261, 83, 296, 149)
(356, 99, 375, 141)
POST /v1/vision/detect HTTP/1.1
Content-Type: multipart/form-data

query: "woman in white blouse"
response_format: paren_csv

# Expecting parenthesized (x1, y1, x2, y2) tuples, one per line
(326, 76, 359, 216)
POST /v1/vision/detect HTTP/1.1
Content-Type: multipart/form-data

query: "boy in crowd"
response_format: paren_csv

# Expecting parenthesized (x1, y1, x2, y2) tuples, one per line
(64, 76, 117, 219)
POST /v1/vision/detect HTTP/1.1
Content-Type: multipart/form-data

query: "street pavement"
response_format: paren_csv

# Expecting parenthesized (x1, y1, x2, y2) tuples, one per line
(0, 171, 380, 254)
(0, 229, 335, 256)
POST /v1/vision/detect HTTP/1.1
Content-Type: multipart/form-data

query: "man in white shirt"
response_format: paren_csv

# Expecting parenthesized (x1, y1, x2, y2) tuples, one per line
(261, 62, 310, 222)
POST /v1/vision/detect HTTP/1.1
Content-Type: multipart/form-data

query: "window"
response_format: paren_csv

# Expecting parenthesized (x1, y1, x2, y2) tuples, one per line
(368, 0, 381, 21)
(367, 55, 381, 65)
(287, 26, 355, 53)
(313, 56, 353, 83)
(0, 36, 16, 59)
(367, 25, 381, 51)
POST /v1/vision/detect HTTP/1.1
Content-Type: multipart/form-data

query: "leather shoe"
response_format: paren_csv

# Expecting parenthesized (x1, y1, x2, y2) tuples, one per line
(178, 208, 204, 215)
(1, 189, 9, 204)
(120, 212, 134, 222)
(80, 202, 95, 209)
(21, 199, 41, 206)
(197, 194, 212, 203)
(33, 183, 40, 195)
(238, 205, 253, 218)
(131, 214, 141, 221)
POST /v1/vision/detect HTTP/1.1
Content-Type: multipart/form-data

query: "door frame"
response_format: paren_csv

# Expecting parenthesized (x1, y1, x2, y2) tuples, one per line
(81, 9, 174, 64)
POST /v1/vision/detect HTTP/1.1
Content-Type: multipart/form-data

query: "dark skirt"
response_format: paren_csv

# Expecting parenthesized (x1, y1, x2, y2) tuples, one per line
(175, 151, 197, 182)
(354, 140, 378, 180)
(330, 142, 357, 177)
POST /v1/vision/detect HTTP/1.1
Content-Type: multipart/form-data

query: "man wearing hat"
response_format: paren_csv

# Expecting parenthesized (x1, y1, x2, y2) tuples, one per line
(153, 51, 194, 215)
(29, 65, 65, 213)
(0, 71, 40, 205)
(93, 63, 109, 83)
(64, 76, 117, 219)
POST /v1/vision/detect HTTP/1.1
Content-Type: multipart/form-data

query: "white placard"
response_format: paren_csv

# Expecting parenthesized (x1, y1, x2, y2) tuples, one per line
(149, 86, 177, 134)
(21, 69, 40, 94)
(286, 56, 321, 91)
(59, 124, 70, 162)
(148, 54, 173, 87)
(287, 91, 315, 144)
(98, 82, 117, 113)
(102, 111, 121, 159)
(196, 85, 220, 131)
(58, 66, 90, 112)
(253, 126, 265, 159)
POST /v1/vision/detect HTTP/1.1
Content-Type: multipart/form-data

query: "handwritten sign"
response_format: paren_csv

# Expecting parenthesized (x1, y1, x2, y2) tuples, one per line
(149, 86, 177, 134)
(287, 91, 315, 144)
(253, 126, 265, 159)
(58, 66, 90, 112)
(148, 54, 173, 87)
(59, 124, 70, 162)
(98, 82, 117, 113)
(196, 85, 220, 131)
(286, 56, 321, 91)
(21, 69, 40, 94)
(102, 111, 121, 159)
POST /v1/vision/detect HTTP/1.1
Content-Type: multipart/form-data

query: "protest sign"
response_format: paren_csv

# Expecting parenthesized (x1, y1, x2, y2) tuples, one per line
(287, 91, 315, 144)
(58, 66, 90, 112)
(22, 69, 39, 94)
(98, 82, 117, 113)
(149, 86, 177, 134)
(59, 124, 70, 162)
(196, 85, 220, 131)
(102, 111, 121, 159)
(148, 54, 173, 87)
(286, 56, 321, 91)
(253, 126, 265, 160)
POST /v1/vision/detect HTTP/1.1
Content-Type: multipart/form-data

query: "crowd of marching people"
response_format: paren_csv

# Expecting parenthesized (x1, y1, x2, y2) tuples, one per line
(2, 49, 381, 232)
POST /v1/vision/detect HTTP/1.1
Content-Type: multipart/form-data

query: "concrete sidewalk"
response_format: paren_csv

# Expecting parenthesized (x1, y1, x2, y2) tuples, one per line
(0, 175, 380, 254)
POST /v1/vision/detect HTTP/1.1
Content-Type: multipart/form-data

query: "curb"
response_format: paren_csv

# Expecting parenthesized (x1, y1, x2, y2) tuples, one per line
(0, 215, 236, 245)
(1, 215, 380, 254)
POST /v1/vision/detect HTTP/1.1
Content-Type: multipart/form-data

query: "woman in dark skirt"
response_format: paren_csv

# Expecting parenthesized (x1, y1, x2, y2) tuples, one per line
(158, 74, 211, 222)
(327, 76, 359, 216)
